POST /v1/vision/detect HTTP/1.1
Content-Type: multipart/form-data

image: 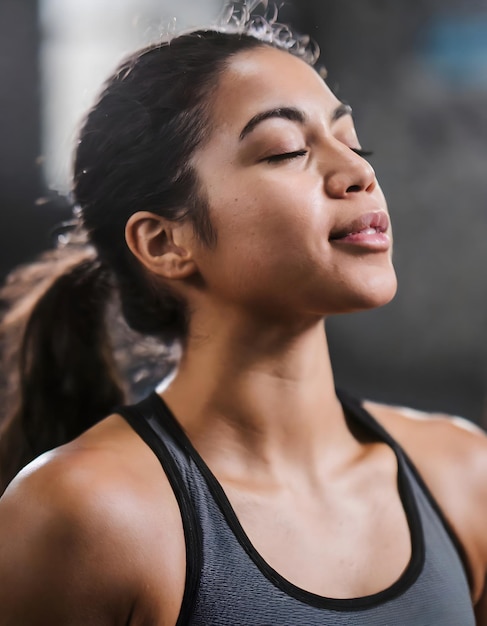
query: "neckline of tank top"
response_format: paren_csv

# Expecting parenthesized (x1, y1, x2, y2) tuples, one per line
(147, 389, 425, 611)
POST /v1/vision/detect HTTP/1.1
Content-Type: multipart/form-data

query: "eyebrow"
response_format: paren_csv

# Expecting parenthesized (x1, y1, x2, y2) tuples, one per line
(332, 102, 353, 121)
(238, 102, 353, 141)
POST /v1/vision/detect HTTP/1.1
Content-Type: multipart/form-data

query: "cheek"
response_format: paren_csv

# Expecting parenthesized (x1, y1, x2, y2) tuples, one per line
(211, 208, 330, 303)
(215, 175, 328, 253)
(199, 171, 335, 302)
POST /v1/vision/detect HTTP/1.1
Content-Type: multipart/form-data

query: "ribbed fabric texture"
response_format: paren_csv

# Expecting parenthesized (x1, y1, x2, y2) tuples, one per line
(118, 390, 475, 626)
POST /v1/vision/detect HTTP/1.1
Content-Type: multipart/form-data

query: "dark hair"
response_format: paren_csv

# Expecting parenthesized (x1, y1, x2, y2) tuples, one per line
(75, 14, 319, 341)
(0, 2, 320, 492)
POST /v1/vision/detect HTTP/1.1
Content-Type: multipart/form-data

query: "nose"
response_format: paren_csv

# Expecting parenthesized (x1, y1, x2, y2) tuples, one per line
(323, 147, 377, 198)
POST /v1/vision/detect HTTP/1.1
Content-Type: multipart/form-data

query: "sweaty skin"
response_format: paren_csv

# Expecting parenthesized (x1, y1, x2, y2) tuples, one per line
(0, 46, 486, 626)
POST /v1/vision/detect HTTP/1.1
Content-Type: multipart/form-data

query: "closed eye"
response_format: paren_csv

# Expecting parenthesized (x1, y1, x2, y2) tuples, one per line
(351, 148, 374, 158)
(266, 150, 308, 163)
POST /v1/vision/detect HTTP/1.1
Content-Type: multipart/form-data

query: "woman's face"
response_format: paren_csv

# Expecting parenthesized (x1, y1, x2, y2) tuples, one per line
(190, 45, 397, 321)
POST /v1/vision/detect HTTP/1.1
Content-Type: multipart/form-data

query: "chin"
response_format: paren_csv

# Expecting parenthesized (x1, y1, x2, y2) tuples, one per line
(350, 270, 398, 311)
(308, 272, 397, 320)
(321, 264, 398, 315)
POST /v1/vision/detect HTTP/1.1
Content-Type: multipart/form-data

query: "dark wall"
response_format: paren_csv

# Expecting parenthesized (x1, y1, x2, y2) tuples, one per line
(1, 0, 485, 424)
(283, 0, 487, 423)
(0, 0, 70, 280)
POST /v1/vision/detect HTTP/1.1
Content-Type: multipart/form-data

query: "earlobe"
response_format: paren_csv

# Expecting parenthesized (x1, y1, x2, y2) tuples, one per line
(125, 211, 197, 280)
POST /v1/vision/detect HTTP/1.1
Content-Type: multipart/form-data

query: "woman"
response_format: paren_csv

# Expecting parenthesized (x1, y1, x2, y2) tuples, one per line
(0, 4, 486, 624)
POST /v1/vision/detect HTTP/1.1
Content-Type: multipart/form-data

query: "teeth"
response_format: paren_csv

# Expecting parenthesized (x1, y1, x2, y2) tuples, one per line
(360, 228, 377, 234)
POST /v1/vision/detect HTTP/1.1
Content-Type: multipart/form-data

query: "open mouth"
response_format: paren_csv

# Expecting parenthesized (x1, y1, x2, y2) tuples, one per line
(329, 211, 389, 241)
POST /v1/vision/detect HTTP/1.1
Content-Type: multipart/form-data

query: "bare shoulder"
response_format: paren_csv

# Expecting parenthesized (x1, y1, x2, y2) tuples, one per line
(0, 414, 186, 626)
(364, 399, 487, 466)
(364, 399, 487, 603)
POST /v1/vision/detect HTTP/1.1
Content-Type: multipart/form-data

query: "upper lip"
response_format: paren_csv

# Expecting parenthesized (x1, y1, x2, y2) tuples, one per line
(329, 211, 389, 240)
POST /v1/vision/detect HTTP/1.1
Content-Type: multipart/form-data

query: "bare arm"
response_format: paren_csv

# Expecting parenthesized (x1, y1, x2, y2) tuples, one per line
(366, 401, 487, 623)
(0, 424, 186, 626)
(475, 577, 487, 626)
(0, 453, 139, 625)
(472, 441, 487, 626)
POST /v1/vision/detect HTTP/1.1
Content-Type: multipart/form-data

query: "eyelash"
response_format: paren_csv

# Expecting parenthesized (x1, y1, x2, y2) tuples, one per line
(351, 148, 374, 158)
(266, 150, 308, 163)
(266, 147, 374, 164)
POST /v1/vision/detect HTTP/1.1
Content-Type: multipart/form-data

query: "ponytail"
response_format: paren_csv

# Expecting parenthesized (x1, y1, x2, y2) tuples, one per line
(0, 23, 319, 492)
(0, 243, 125, 492)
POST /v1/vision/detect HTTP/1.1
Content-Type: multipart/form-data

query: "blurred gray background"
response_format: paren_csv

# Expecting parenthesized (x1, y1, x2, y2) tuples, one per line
(1, 0, 486, 424)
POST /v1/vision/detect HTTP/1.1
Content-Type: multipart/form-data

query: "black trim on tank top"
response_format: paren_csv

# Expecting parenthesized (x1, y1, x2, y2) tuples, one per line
(402, 460, 473, 590)
(116, 400, 202, 626)
(147, 391, 425, 612)
(337, 389, 474, 592)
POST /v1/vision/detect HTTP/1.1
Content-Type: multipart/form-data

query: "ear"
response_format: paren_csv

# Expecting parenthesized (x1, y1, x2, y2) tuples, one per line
(125, 211, 197, 280)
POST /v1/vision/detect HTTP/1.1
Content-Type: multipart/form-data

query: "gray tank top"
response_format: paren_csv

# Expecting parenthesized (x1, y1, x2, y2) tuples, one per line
(118, 390, 475, 625)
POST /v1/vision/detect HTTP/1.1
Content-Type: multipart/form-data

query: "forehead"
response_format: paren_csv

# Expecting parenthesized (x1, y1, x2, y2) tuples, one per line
(208, 46, 340, 131)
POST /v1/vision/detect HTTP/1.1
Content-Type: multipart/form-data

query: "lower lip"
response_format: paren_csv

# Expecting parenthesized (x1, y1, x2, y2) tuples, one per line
(330, 231, 391, 251)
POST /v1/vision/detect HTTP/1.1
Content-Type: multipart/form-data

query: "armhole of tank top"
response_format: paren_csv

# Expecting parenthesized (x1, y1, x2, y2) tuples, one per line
(116, 404, 202, 626)
(337, 389, 474, 593)
(400, 451, 474, 591)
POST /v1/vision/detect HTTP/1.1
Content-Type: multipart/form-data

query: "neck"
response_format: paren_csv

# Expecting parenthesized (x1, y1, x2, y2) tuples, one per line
(162, 314, 356, 481)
